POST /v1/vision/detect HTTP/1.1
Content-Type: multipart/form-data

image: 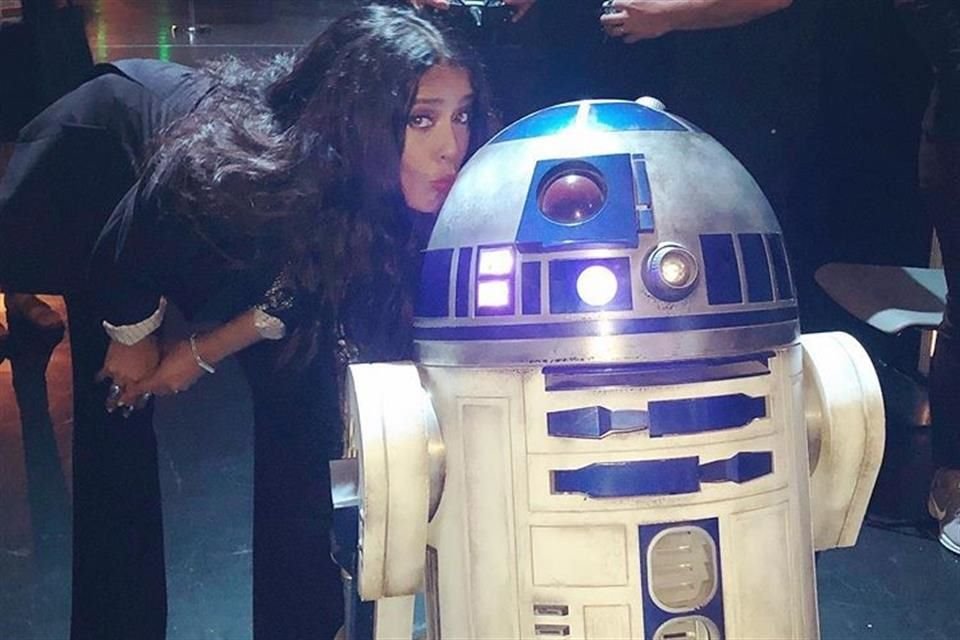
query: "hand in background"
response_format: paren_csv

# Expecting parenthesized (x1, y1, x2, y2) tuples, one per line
(601, 0, 675, 43)
(409, 0, 536, 22)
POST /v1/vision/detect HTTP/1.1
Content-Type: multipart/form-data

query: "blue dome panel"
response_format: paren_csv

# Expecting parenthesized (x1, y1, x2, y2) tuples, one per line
(491, 102, 689, 144)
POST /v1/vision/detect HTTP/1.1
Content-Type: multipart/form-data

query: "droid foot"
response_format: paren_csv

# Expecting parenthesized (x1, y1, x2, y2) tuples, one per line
(928, 468, 960, 555)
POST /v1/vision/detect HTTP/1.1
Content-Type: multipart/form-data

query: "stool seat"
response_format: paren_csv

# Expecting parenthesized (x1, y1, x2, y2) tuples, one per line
(815, 263, 946, 334)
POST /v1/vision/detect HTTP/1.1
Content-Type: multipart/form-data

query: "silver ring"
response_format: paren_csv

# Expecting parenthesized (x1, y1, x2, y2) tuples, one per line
(107, 383, 123, 401)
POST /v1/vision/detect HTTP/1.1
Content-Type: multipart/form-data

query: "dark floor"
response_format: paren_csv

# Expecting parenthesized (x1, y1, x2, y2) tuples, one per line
(1, 1, 959, 639)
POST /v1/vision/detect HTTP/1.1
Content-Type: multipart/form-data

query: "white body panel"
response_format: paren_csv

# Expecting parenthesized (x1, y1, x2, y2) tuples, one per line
(422, 344, 818, 640)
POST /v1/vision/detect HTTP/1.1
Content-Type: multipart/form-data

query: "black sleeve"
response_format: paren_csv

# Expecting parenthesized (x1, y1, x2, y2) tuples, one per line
(91, 180, 167, 328)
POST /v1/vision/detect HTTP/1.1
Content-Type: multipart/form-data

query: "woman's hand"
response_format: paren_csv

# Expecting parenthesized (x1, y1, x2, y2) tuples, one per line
(127, 338, 209, 398)
(127, 309, 268, 400)
(98, 336, 160, 411)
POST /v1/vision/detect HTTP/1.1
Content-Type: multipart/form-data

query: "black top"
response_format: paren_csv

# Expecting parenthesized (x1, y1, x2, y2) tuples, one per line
(0, 59, 213, 293)
(96, 177, 436, 359)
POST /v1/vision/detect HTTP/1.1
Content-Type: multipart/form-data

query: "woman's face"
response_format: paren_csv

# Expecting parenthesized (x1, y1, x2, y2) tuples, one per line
(400, 64, 474, 214)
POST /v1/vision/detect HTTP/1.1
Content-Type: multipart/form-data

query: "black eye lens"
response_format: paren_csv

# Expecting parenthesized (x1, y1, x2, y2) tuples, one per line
(539, 167, 607, 225)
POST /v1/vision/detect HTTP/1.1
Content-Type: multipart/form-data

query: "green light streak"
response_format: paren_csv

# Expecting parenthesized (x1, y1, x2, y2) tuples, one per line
(95, 0, 107, 62)
(157, 1, 172, 62)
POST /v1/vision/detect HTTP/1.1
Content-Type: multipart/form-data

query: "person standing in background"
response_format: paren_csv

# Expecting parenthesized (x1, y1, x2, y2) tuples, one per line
(896, 0, 960, 555)
(599, 1, 823, 322)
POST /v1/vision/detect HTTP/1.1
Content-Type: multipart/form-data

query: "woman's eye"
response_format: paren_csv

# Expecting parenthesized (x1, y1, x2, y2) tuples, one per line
(453, 111, 471, 125)
(409, 114, 434, 129)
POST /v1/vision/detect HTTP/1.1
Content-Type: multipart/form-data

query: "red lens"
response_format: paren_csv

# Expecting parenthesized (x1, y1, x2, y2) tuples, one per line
(539, 171, 606, 225)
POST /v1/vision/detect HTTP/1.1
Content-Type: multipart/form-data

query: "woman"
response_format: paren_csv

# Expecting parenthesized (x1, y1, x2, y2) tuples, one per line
(76, 6, 491, 640)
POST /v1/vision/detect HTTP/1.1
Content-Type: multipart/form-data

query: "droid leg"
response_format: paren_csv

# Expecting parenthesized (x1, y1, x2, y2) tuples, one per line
(333, 363, 445, 640)
(802, 332, 886, 549)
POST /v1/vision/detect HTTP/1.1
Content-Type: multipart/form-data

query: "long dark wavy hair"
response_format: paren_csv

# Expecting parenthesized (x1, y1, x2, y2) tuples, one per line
(137, 5, 493, 363)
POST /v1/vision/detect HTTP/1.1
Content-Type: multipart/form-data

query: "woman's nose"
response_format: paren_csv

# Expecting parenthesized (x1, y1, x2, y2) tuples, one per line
(436, 123, 460, 163)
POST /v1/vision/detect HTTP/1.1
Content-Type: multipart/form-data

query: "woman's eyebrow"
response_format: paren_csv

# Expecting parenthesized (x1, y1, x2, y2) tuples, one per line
(413, 93, 475, 107)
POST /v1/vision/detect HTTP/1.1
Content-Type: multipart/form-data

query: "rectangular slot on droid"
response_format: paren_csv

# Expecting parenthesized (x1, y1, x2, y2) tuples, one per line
(534, 623, 571, 636)
(533, 604, 570, 616)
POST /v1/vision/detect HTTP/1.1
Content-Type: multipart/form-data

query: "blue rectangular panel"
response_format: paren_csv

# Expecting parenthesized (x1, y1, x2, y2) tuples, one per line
(553, 458, 701, 497)
(699, 451, 773, 483)
(637, 209, 654, 233)
(416, 249, 454, 318)
(455, 247, 472, 318)
(700, 234, 742, 305)
(766, 233, 794, 300)
(548, 407, 649, 439)
(549, 257, 633, 314)
(738, 233, 774, 302)
(517, 154, 639, 249)
(522, 261, 542, 315)
(548, 407, 613, 438)
(631, 155, 655, 233)
(648, 394, 766, 436)
(551, 452, 773, 497)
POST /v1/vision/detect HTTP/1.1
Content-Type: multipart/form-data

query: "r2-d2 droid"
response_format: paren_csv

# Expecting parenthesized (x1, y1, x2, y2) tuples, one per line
(342, 99, 885, 640)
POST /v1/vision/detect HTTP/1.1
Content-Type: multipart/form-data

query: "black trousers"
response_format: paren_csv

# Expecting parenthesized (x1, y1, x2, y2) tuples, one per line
(920, 103, 960, 469)
(68, 296, 344, 640)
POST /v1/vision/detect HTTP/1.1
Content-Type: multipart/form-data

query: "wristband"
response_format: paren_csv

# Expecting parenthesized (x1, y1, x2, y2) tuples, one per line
(189, 333, 216, 374)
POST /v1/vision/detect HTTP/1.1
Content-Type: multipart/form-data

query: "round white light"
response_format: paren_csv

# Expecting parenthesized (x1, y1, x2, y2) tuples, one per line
(660, 253, 693, 287)
(643, 244, 699, 302)
(576, 265, 618, 307)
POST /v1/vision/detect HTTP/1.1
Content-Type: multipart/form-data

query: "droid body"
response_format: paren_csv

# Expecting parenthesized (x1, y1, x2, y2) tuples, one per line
(345, 100, 884, 640)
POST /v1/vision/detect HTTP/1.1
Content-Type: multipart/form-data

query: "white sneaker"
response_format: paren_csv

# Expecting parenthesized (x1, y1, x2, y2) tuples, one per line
(927, 467, 960, 555)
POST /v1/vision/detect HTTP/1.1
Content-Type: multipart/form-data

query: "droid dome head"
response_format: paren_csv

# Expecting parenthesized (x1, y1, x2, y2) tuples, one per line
(413, 99, 798, 367)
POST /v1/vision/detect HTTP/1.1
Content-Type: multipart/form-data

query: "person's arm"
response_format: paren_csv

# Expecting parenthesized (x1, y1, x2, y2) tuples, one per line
(601, 0, 792, 43)
(120, 308, 266, 402)
(119, 267, 301, 404)
(94, 182, 170, 396)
